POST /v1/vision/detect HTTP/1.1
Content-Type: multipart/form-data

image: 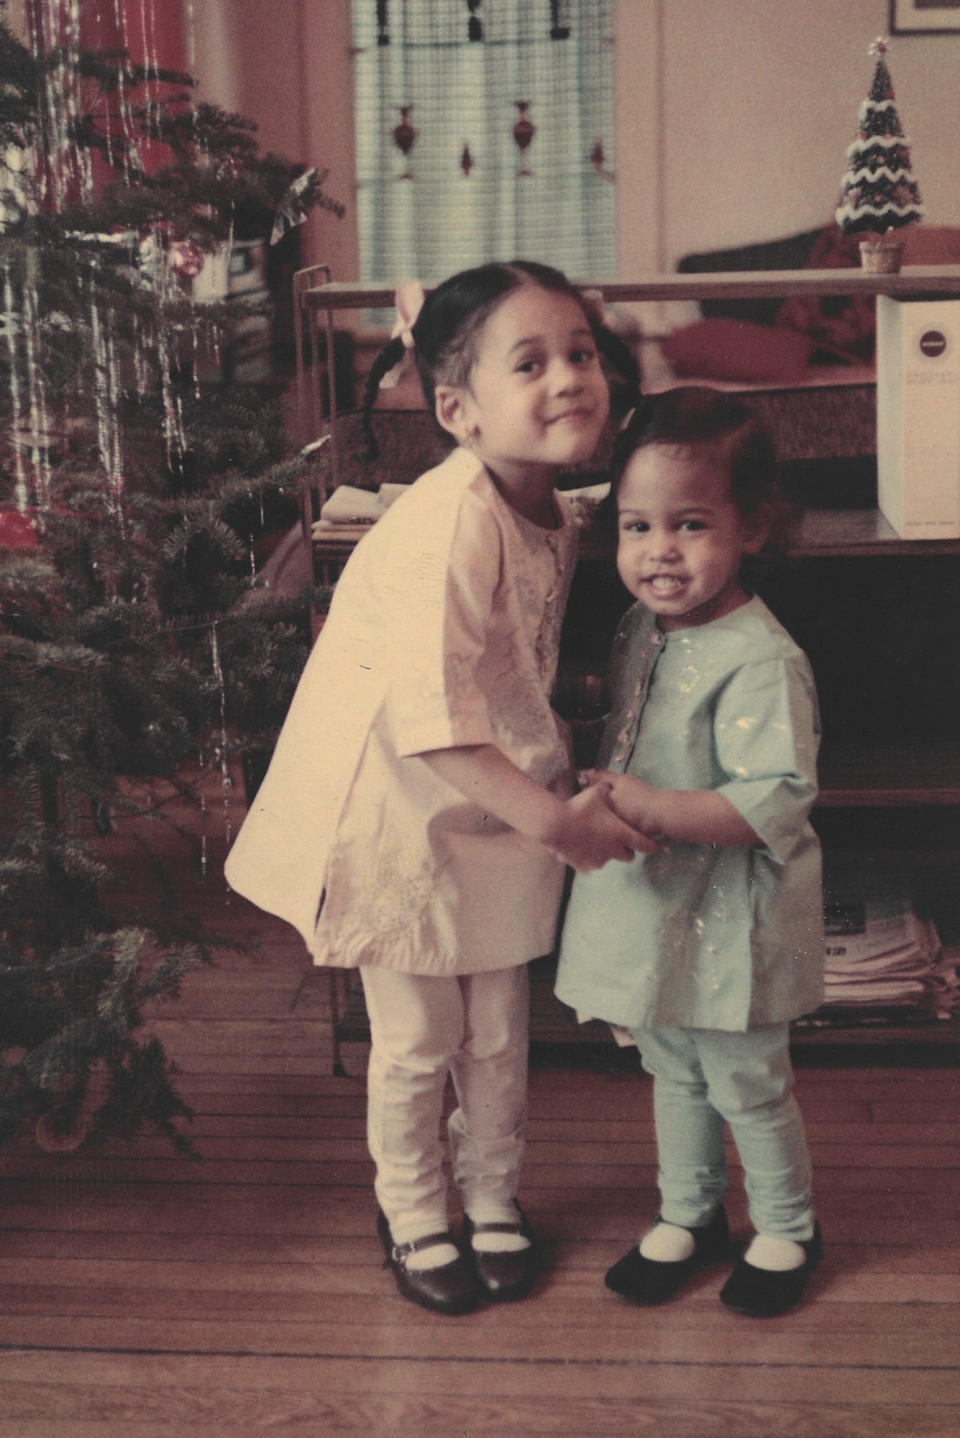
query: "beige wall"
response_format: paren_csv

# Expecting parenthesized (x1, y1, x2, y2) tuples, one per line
(655, 0, 960, 264)
(187, 0, 356, 282)
(186, 0, 960, 282)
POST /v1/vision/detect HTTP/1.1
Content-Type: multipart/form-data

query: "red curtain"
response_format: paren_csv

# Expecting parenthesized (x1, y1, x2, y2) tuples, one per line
(27, 0, 188, 191)
(27, 0, 185, 70)
(76, 0, 186, 74)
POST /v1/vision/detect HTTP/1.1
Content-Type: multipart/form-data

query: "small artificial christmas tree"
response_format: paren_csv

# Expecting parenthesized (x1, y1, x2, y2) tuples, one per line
(0, 9, 339, 1153)
(836, 37, 923, 272)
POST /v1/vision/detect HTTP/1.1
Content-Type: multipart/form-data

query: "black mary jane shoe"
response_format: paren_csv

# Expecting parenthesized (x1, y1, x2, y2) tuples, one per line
(377, 1210, 481, 1316)
(719, 1224, 823, 1318)
(604, 1206, 731, 1305)
(463, 1208, 538, 1302)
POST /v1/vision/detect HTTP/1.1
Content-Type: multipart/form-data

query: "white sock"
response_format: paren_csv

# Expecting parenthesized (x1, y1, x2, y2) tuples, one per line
(639, 1222, 695, 1263)
(389, 1219, 460, 1271)
(744, 1234, 806, 1271)
(466, 1201, 531, 1254)
(404, 1239, 460, 1271)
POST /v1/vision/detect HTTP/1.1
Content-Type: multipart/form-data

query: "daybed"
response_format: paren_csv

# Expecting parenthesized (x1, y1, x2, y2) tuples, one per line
(660, 221, 960, 387)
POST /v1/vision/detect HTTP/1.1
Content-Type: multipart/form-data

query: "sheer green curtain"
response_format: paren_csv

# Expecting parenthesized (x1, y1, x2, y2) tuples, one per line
(352, 0, 615, 283)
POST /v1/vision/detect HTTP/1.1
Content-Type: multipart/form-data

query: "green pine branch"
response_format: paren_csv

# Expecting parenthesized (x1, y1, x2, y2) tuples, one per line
(0, 11, 338, 1153)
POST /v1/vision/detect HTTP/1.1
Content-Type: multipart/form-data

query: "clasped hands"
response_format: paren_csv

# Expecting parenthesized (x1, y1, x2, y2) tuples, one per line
(579, 768, 659, 832)
(546, 769, 658, 873)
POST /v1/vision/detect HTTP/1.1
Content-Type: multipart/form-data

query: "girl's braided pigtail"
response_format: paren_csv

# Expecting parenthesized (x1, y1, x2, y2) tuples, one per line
(594, 322, 642, 420)
(360, 281, 428, 461)
(360, 334, 406, 461)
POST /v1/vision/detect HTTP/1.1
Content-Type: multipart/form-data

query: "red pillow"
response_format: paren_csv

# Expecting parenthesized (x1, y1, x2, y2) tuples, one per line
(773, 226, 874, 361)
(661, 317, 813, 384)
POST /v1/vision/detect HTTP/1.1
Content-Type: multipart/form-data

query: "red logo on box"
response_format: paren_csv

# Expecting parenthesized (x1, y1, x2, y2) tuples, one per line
(919, 330, 948, 358)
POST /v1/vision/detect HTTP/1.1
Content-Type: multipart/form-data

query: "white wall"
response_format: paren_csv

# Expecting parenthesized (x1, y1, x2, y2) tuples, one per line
(652, 0, 960, 266)
(186, 0, 960, 281)
(186, 0, 357, 282)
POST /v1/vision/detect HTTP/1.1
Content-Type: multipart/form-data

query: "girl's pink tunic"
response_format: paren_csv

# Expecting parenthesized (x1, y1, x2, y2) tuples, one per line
(225, 446, 580, 975)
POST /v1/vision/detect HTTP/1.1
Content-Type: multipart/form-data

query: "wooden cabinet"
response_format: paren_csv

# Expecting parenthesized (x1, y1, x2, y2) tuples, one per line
(297, 266, 960, 1048)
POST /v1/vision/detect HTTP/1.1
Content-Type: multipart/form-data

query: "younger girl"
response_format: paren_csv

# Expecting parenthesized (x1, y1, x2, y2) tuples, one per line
(225, 261, 651, 1315)
(555, 387, 824, 1318)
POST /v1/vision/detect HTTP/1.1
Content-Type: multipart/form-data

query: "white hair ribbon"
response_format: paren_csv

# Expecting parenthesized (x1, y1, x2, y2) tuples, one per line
(379, 279, 427, 389)
(581, 287, 607, 326)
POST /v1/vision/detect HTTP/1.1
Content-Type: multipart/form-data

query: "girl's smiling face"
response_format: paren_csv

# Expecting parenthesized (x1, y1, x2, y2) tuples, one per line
(434, 284, 610, 498)
(615, 441, 768, 631)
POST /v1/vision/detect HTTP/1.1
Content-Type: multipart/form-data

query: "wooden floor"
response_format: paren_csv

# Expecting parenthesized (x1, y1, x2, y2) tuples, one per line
(1, 783, 959, 1437)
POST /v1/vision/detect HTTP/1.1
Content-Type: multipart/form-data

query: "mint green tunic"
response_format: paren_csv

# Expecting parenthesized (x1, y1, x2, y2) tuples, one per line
(555, 596, 824, 1032)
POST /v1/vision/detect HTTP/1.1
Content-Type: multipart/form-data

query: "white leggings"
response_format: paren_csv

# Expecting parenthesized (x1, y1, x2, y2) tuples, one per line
(360, 964, 530, 1247)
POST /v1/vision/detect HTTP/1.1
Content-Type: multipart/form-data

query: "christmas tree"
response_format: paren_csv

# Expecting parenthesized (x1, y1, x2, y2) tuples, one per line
(836, 38, 923, 246)
(0, 9, 339, 1152)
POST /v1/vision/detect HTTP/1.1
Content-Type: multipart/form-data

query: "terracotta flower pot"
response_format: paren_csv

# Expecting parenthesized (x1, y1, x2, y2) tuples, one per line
(859, 237, 906, 274)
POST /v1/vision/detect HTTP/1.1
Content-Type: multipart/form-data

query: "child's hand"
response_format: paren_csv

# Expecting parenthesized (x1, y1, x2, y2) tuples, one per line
(579, 769, 659, 832)
(579, 768, 761, 848)
(547, 783, 656, 872)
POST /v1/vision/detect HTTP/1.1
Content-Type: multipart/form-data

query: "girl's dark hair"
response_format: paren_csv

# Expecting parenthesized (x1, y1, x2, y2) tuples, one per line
(610, 386, 778, 517)
(361, 260, 640, 459)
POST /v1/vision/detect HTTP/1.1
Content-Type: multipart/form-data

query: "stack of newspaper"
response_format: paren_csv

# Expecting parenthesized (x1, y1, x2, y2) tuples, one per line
(809, 855, 959, 1025)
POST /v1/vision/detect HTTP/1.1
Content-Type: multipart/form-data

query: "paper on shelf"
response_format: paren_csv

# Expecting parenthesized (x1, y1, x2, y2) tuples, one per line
(318, 484, 385, 525)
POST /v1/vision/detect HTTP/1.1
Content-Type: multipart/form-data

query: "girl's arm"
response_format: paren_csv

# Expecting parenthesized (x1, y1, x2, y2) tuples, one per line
(581, 769, 760, 848)
(420, 745, 656, 871)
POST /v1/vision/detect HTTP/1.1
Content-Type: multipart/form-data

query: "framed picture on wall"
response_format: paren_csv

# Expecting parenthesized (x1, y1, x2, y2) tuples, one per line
(891, 0, 960, 31)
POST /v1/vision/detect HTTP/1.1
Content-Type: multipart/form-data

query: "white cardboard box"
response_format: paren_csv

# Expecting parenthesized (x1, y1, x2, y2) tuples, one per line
(876, 296, 960, 540)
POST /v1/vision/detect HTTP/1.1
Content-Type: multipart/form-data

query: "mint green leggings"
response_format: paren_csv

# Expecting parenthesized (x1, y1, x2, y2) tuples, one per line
(635, 1022, 816, 1242)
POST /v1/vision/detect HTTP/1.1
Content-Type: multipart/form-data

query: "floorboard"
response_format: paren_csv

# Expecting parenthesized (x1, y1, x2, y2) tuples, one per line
(1, 786, 958, 1436)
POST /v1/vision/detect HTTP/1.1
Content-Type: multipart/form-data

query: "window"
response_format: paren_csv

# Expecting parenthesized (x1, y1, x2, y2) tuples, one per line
(352, 0, 615, 283)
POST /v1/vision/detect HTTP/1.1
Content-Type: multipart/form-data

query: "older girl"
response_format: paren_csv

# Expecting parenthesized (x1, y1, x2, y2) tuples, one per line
(226, 261, 650, 1314)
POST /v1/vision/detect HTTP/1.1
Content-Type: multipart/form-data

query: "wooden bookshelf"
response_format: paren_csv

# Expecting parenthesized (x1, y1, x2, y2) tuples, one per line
(333, 952, 960, 1053)
(817, 744, 960, 807)
(793, 508, 960, 557)
(313, 509, 960, 567)
(300, 267, 960, 1051)
(299, 266, 960, 316)
(309, 520, 960, 810)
